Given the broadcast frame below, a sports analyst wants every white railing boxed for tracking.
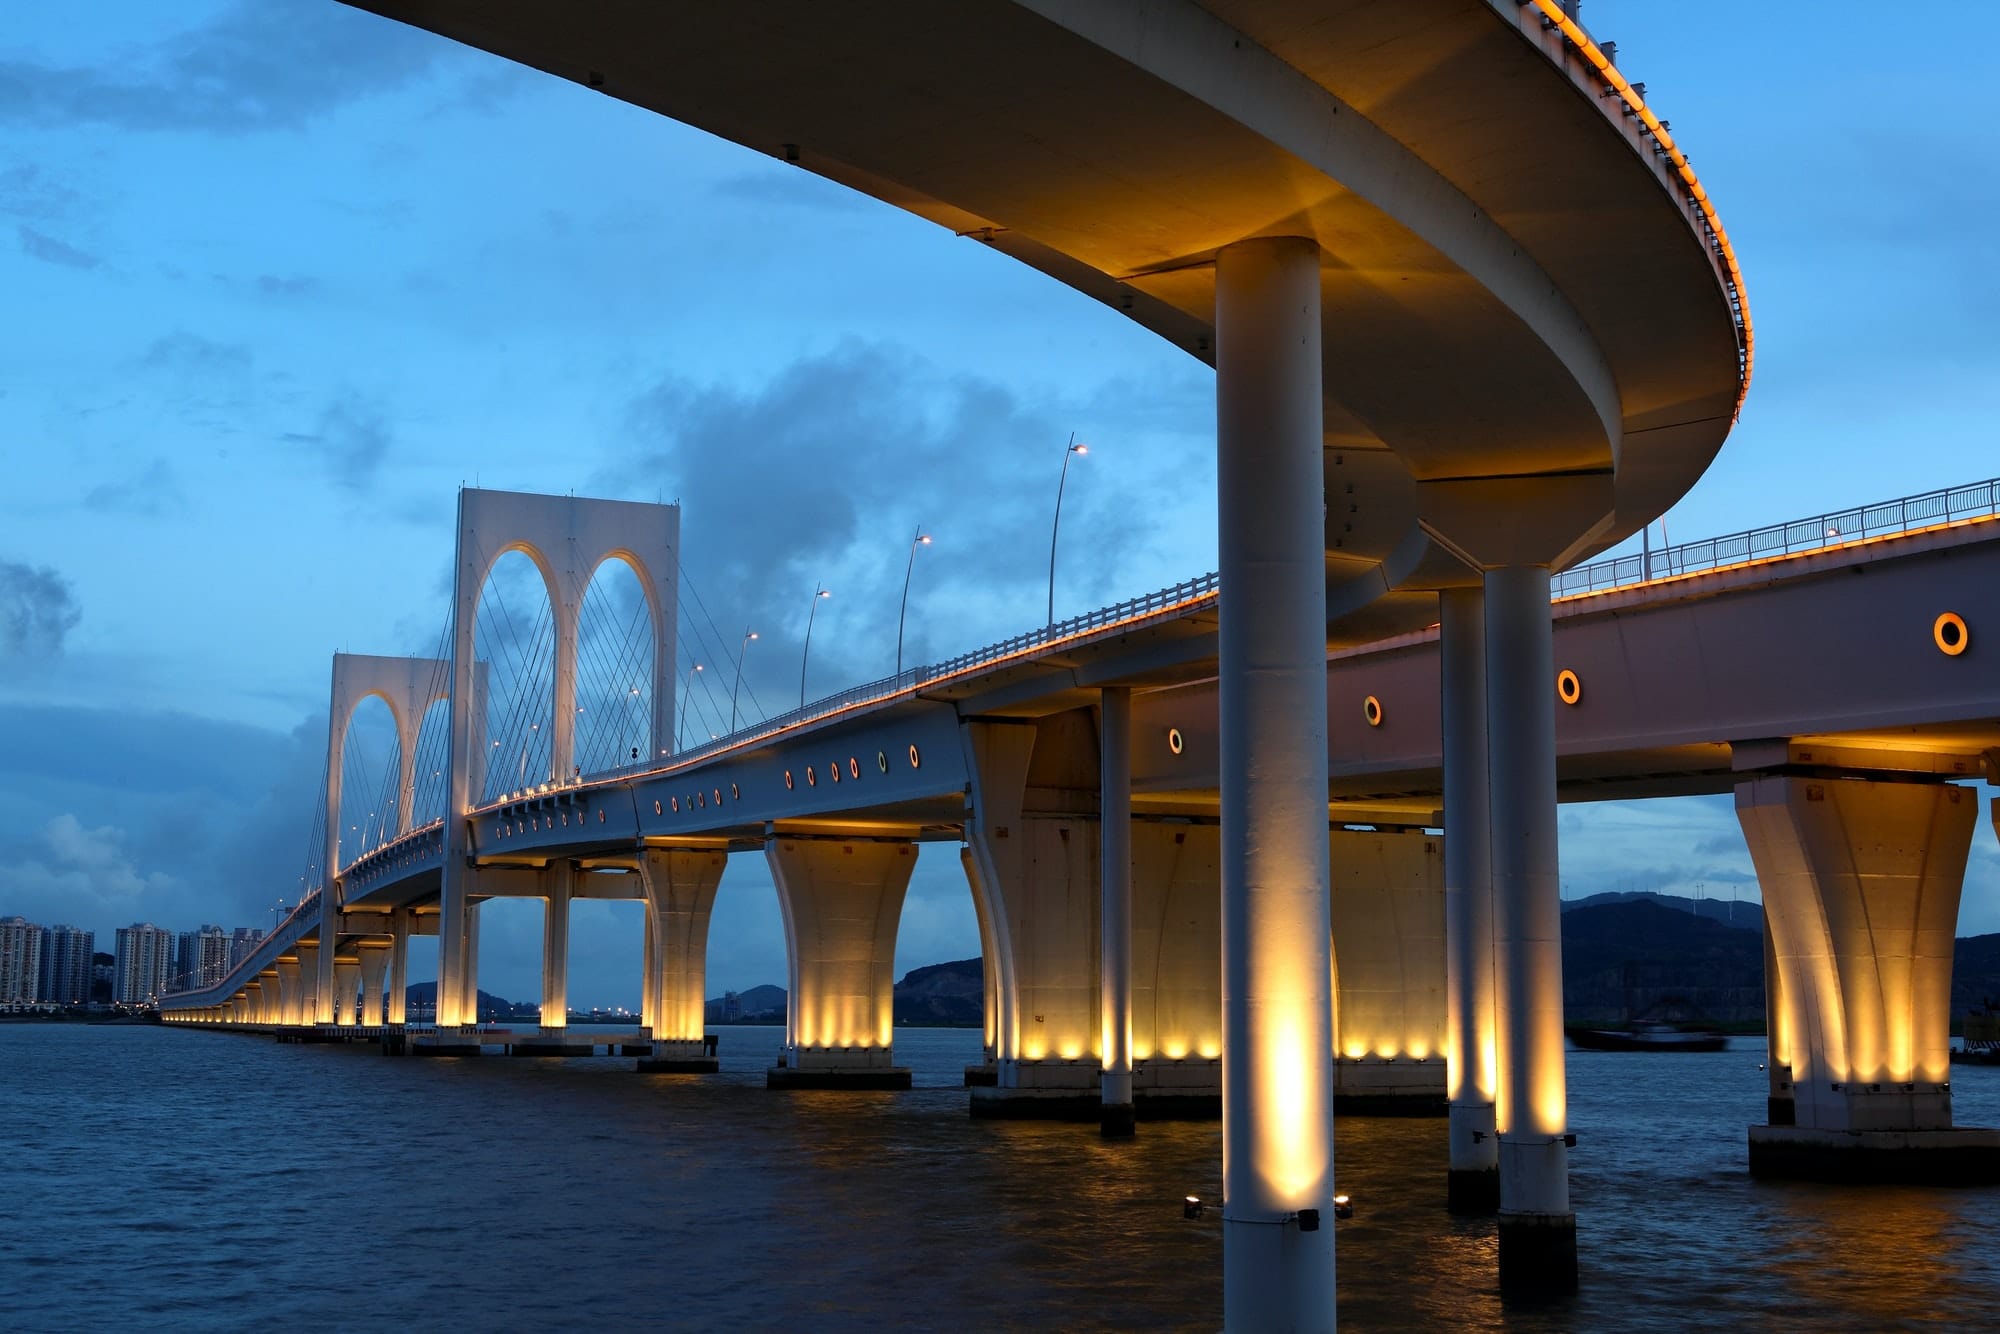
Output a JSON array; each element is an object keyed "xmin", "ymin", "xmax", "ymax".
[{"xmin": 1552, "ymin": 477, "xmax": 2000, "ymax": 597}]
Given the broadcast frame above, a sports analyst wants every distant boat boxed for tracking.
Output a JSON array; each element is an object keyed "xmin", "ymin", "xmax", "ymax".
[{"xmin": 1568, "ymin": 1020, "xmax": 1727, "ymax": 1053}]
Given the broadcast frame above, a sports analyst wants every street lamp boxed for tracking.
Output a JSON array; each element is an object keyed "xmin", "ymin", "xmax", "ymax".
[
  {"xmin": 897, "ymin": 526, "xmax": 932, "ymax": 674},
  {"xmin": 800, "ymin": 584, "xmax": 832, "ymax": 708},
  {"xmin": 730, "ymin": 629, "xmax": 758, "ymax": 733},
  {"xmin": 676, "ymin": 663, "xmax": 704, "ymax": 751},
  {"xmin": 1048, "ymin": 434, "xmax": 1087, "ymax": 628}
]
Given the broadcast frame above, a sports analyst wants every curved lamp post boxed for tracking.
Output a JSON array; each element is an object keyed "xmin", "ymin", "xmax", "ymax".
[
  {"xmin": 730, "ymin": 629, "xmax": 758, "ymax": 732},
  {"xmin": 897, "ymin": 527, "xmax": 932, "ymax": 673},
  {"xmin": 675, "ymin": 662, "xmax": 703, "ymax": 751},
  {"xmin": 800, "ymin": 585, "xmax": 831, "ymax": 708},
  {"xmin": 1048, "ymin": 434, "xmax": 1088, "ymax": 627}
]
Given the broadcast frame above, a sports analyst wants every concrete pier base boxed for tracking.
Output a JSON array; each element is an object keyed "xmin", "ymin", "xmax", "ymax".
[
  {"xmin": 963, "ymin": 1063, "xmax": 998, "ymax": 1087},
  {"xmin": 1100, "ymin": 1101, "xmax": 1136, "ymax": 1138},
  {"xmin": 1747, "ymin": 1125, "xmax": 2000, "ymax": 1184},
  {"xmin": 637, "ymin": 1037, "xmax": 719, "ymax": 1073},
  {"xmin": 768, "ymin": 1064, "xmax": 911, "ymax": 1090},
  {"xmin": 1497, "ymin": 1213, "xmax": 1579, "ymax": 1296},
  {"xmin": 409, "ymin": 1028, "xmax": 489, "ymax": 1057},
  {"xmin": 507, "ymin": 1032, "xmax": 597, "ymax": 1057},
  {"xmin": 1333, "ymin": 1057, "xmax": 1448, "ymax": 1116}
]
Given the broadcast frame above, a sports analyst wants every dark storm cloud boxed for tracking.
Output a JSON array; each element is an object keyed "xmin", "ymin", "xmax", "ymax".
[
  {"xmin": 17, "ymin": 224, "xmax": 99, "ymax": 270},
  {"xmin": 0, "ymin": 560, "xmax": 81, "ymax": 657},
  {"xmin": 283, "ymin": 393, "xmax": 392, "ymax": 491},
  {"xmin": 0, "ymin": 1, "xmax": 448, "ymax": 133}
]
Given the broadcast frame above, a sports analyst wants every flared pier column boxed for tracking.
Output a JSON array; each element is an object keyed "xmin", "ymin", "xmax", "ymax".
[
  {"xmin": 333, "ymin": 959, "xmax": 362, "ymax": 1025},
  {"xmin": 387, "ymin": 910, "xmax": 410, "ymax": 1026},
  {"xmin": 1100, "ymin": 687, "xmax": 1135, "ymax": 1138},
  {"xmin": 1738, "ymin": 773, "xmax": 1998, "ymax": 1180},
  {"xmin": 276, "ymin": 958, "xmax": 303, "ymax": 1026},
  {"xmin": 540, "ymin": 861, "xmax": 573, "ymax": 1030},
  {"xmin": 636, "ymin": 848, "xmax": 726, "ymax": 1073},
  {"xmin": 1330, "ymin": 828, "xmax": 1447, "ymax": 1113},
  {"xmin": 1486, "ymin": 565, "xmax": 1576, "ymax": 1291},
  {"xmin": 295, "ymin": 944, "xmax": 321, "ymax": 1029},
  {"xmin": 765, "ymin": 837, "xmax": 916, "ymax": 1089},
  {"xmin": 960, "ymin": 713, "xmax": 1104, "ymax": 1118},
  {"xmin": 1215, "ymin": 235, "xmax": 1336, "ymax": 1331},
  {"xmin": 358, "ymin": 945, "xmax": 390, "ymax": 1026},
  {"xmin": 1441, "ymin": 587, "xmax": 1499, "ymax": 1210}
]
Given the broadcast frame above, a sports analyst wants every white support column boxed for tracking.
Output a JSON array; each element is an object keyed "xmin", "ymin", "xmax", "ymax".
[
  {"xmin": 541, "ymin": 862, "xmax": 573, "ymax": 1029},
  {"xmin": 438, "ymin": 492, "xmax": 480, "ymax": 1027},
  {"xmin": 552, "ymin": 596, "xmax": 580, "ymax": 784},
  {"xmin": 314, "ymin": 902, "xmax": 339, "ymax": 1025},
  {"xmin": 637, "ymin": 849, "xmax": 727, "ymax": 1071},
  {"xmin": 1215, "ymin": 234, "xmax": 1335, "ymax": 1331},
  {"xmin": 1441, "ymin": 586, "xmax": 1499, "ymax": 1211},
  {"xmin": 462, "ymin": 900, "xmax": 482, "ymax": 1024},
  {"xmin": 765, "ymin": 837, "xmax": 916, "ymax": 1088},
  {"xmin": 640, "ymin": 898, "xmax": 658, "ymax": 1035},
  {"xmin": 359, "ymin": 946, "xmax": 390, "ymax": 1026},
  {"xmin": 387, "ymin": 910, "xmax": 410, "ymax": 1025},
  {"xmin": 295, "ymin": 944, "xmax": 320, "ymax": 1030},
  {"xmin": 333, "ymin": 959, "xmax": 361, "ymax": 1026},
  {"xmin": 1100, "ymin": 687, "xmax": 1135, "ymax": 1138},
  {"xmin": 1739, "ymin": 775, "xmax": 1992, "ymax": 1182},
  {"xmin": 1485, "ymin": 565, "xmax": 1575, "ymax": 1290},
  {"xmin": 276, "ymin": 958, "xmax": 302, "ymax": 1026}
]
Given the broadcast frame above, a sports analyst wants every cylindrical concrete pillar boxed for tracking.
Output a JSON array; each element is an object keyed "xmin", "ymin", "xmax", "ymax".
[
  {"xmin": 295, "ymin": 944, "xmax": 320, "ymax": 1028},
  {"xmin": 1484, "ymin": 564, "xmax": 1575, "ymax": 1291},
  {"xmin": 1099, "ymin": 686, "xmax": 1135, "ymax": 1138},
  {"xmin": 1215, "ymin": 234, "xmax": 1336, "ymax": 1331},
  {"xmin": 1441, "ymin": 587, "xmax": 1499, "ymax": 1212},
  {"xmin": 542, "ymin": 866, "xmax": 572, "ymax": 1029},
  {"xmin": 277, "ymin": 959, "xmax": 302, "ymax": 1026},
  {"xmin": 462, "ymin": 901, "xmax": 482, "ymax": 1025}
]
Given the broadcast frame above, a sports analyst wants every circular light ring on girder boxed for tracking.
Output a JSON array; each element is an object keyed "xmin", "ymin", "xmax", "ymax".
[
  {"xmin": 877, "ymin": 751, "xmax": 890, "ymax": 773},
  {"xmin": 1167, "ymin": 727, "xmax": 1184, "ymax": 756},
  {"xmin": 714, "ymin": 788, "xmax": 722, "ymax": 806},
  {"xmin": 1363, "ymin": 695, "xmax": 1383, "ymax": 728},
  {"xmin": 1557, "ymin": 669, "xmax": 1583, "ymax": 705},
  {"xmin": 731, "ymin": 783, "xmax": 741, "ymax": 800},
  {"xmin": 784, "ymin": 771, "xmax": 794, "ymax": 791},
  {"xmin": 909, "ymin": 744, "xmax": 922, "ymax": 769},
  {"xmin": 653, "ymin": 800, "xmax": 662, "ymax": 816},
  {"xmin": 806, "ymin": 766, "xmax": 817, "ymax": 787},
  {"xmin": 849, "ymin": 757, "xmax": 861, "ymax": 780},
  {"xmin": 597, "ymin": 809, "xmax": 606, "ymax": 824},
  {"xmin": 1935, "ymin": 611, "xmax": 1969, "ymax": 656},
  {"xmin": 830, "ymin": 760, "xmax": 841, "ymax": 784},
  {"xmin": 671, "ymin": 797, "xmax": 679, "ymax": 812}
]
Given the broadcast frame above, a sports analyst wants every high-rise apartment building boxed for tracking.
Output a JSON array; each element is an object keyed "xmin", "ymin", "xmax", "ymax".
[
  {"xmin": 0, "ymin": 916, "xmax": 43, "ymax": 1006},
  {"xmin": 227, "ymin": 926, "xmax": 265, "ymax": 973},
  {"xmin": 174, "ymin": 925, "xmax": 232, "ymax": 991},
  {"xmin": 114, "ymin": 924, "xmax": 174, "ymax": 1005},
  {"xmin": 37, "ymin": 925, "xmax": 94, "ymax": 1006}
]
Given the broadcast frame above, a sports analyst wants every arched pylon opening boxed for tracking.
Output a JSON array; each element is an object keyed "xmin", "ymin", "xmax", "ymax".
[{"xmin": 574, "ymin": 556, "xmax": 658, "ymax": 778}]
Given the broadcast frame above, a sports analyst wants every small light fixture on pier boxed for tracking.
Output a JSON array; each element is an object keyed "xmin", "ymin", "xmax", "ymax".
[
  {"xmin": 1183, "ymin": 1195, "xmax": 1205, "ymax": 1219},
  {"xmin": 1332, "ymin": 1194, "xmax": 1353, "ymax": 1220}
]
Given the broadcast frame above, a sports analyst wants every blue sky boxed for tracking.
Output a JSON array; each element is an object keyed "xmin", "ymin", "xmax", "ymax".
[{"xmin": 1, "ymin": 1, "xmax": 1995, "ymax": 1007}]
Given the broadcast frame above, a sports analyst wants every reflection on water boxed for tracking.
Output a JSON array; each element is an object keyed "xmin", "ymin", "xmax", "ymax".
[{"xmin": 2, "ymin": 1027, "xmax": 1997, "ymax": 1331}]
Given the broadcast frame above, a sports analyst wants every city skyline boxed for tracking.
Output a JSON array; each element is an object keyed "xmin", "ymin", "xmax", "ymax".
[{"xmin": 1, "ymin": 0, "xmax": 1996, "ymax": 1008}]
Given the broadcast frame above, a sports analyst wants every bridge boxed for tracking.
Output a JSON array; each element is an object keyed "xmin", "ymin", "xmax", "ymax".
[{"xmin": 168, "ymin": 0, "xmax": 1805, "ymax": 1318}]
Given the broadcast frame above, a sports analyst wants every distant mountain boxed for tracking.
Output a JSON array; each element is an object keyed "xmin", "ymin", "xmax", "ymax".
[
  {"xmin": 1565, "ymin": 890, "xmax": 1762, "ymax": 933},
  {"xmin": 1955, "ymin": 933, "xmax": 2000, "ymax": 1015},
  {"xmin": 703, "ymin": 959, "xmax": 986, "ymax": 1027},
  {"xmin": 404, "ymin": 980, "xmax": 531, "ymax": 1022},
  {"xmin": 1561, "ymin": 900, "xmax": 1765, "ymax": 1023},
  {"xmin": 893, "ymin": 957, "xmax": 982, "ymax": 1027}
]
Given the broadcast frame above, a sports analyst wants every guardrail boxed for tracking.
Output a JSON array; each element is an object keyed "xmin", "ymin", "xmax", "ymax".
[{"xmin": 1552, "ymin": 477, "xmax": 2000, "ymax": 597}]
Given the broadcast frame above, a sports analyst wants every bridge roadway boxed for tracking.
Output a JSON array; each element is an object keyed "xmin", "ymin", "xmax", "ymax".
[
  {"xmin": 171, "ymin": 508, "xmax": 2000, "ymax": 1127},
  {"xmin": 209, "ymin": 0, "xmax": 1757, "ymax": 1312}
]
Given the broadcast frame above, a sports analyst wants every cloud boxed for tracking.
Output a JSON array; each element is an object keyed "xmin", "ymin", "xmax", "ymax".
[
  {"xmin": 283, "ymin": 393, "xmax": 393, "ymax": 491},
  {"xmin": 0, "ymin": 163, "xmax": 85, "ymax": 224},
  {"xmin": 0, "ymin": 1, "xmax": 451, "ymax": 134},
  {"xmin": 0, "ymin": 815, "xmax": 180, "ymax": 923},
  {"xmin": 0, "ymin": 561, "xmax": 81, "ymax": 656},
  {"xmin": 17, "ymin": 223, "xmax": 99, "ymax": 270},
  {"xmin": 141, "ymin": 331, "xmax": 253, "ymax": 377},
  {"xmin": 603, "ymin": 339, "xmax": 1207, "ymax": 723},
  {"xmin": 83, "ymin": 458, "xmax": 185, "ymax": 518}
]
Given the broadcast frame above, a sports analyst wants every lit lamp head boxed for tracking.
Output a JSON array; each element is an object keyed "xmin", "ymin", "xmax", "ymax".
[
  {"xmin": 1182, "ymin": 1195, "xmax": 1205, "ymax": 1220},
  {"xmin": 1332, "ymin": 1194, "xmax": 1354, "ymax": 1220}
]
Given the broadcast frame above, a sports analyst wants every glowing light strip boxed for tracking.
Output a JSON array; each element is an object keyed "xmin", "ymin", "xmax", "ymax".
[{"xmin": 1521, "ymin": 0, "xmax": 1753, "ymax": 417}]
